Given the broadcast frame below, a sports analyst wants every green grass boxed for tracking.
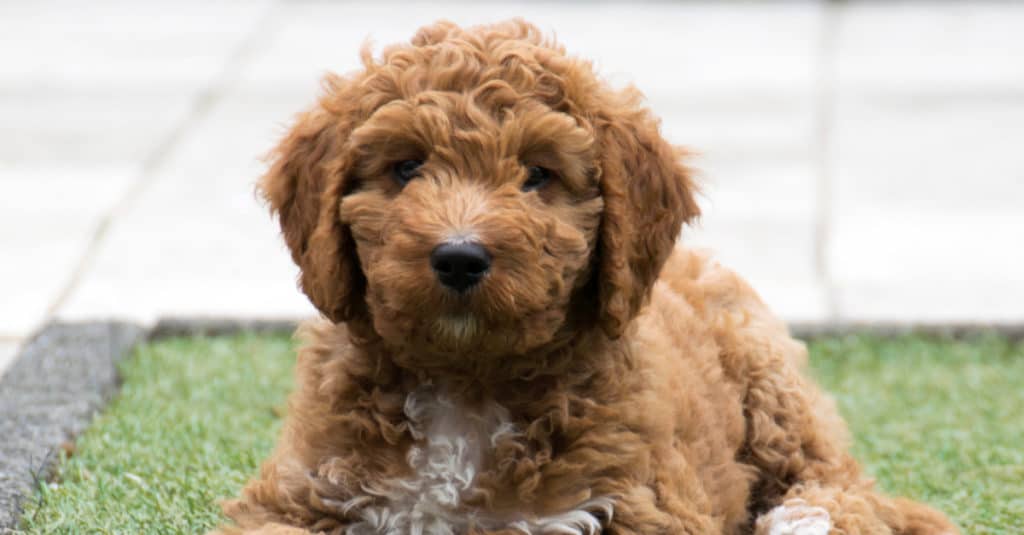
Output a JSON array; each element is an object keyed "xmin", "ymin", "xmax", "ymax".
[
  {"xmin": 19, "ymin": 333, "xmax": 1024, "ymax": 534},
  {"xmin": 808, "ymin": 334, "xmax": 1024, "ymax": 534},
  {"xmin": 19, "ymin": 334, "xmax": 296, "ymax": 534}
]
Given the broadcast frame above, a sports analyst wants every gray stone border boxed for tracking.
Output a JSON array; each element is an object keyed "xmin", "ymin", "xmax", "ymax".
[
  {"xmin": 0, "ymin": 322, "xmax": 146, "ymax": 533},
  {"xmin": 1, "ymin": 317, "xmax": 1022, "ymax": 531},
  {"xmin": 790, "ymin": 321, "xmax": 1024, "ymax": 341}
]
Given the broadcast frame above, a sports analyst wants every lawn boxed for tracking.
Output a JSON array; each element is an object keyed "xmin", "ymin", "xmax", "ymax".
[{"xmin": 19, "ymin": 333, "xmax": 1024, "ymax": 534}]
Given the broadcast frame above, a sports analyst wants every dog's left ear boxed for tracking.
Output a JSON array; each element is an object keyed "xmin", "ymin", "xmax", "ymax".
[{"xmin": 594, "ymin": 89, "xmax": 700, "ymax": 338}]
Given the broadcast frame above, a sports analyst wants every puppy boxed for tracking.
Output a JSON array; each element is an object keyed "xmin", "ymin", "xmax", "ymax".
[{"xmin": 219, "ymin": 20, "xmax": 958, "ymax": 535}]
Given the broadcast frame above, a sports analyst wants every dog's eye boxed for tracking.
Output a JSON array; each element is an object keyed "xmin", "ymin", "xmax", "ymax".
[
  {"xmin": 392, "ymin": 160, "xmax": 423, "ymax": 186},
  {"xmin": 522, "ymin": 166, "xmax": 553, "ymax": 192}
]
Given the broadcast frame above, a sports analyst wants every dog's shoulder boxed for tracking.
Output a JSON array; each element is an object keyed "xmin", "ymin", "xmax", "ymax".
[{"xmin": 649, "ymin": 245, "xmax": 808, "ymax": 373}]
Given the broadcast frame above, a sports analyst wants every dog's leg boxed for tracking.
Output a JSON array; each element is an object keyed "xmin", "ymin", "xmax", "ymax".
[
  {"xmin": 738, "ymin": 341, "xmax": 959, "ymax": 534},
  {"xmin": 752, "ymin": 484, "xmax": 959, "ymax": 535},
  {"xmin": 215, "ymin": 460, "xmax": 355, "ymax": 535},
  {"xmin": 595, "ymin": 485, "xmax": 721, "ymax": 535}
]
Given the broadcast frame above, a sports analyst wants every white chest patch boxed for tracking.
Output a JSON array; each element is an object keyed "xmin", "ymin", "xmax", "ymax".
[
  {"xmin": 757, "ymin": 500, "xmax": 832, "ymax": 535},
  {"xmin": 342, "ymin": 386, "xmax": 612, "ymax": 535}
]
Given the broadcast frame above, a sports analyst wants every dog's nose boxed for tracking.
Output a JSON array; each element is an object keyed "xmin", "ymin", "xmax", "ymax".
[{"xmin": 430, "ymin": 241, "xmax": 491, "ymax": 292}]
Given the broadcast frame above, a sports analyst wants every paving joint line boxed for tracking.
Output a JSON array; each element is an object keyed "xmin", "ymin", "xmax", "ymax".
[
  {"xmin": 813, "ymin": 0, "xmax": 842, "ymax": 323},
  {"xmin": 42, "ymin": 0, "xmax": 286, "ymax": 322}
]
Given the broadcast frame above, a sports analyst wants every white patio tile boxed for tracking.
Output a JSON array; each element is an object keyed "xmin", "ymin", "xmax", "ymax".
[
  {"xmin": 686, "ymin": 206, "xmax": 826, "ymax": 324},
  {"xmin": 55, "ymin": 180, "xmax": 318, "ymax": 323},
  {"xmin": 658, "ymin": 96, "xmax": 815, "ymax": 161},
  {"xmin": 830, "ymin": 209, "xmax": 1024, "ymax": 323},
  {"xmin": 0, "ymin": 0, "xmax": 275, "ymax": 167},
  {"xmin": 0, "ymin": 0, "xmax": 279, "ymax": 335},
  {"xmin": 836, "ymin": 3, "xmax": 1024, "ymax": 93},
  {"xmin": 660, "ymin": 89, "xmax": 823, "ymax": 322},
  {"xmin": 829, "ymin": 98, "xmax": 1024, "ymax": 322},
  {"xmin": 0, "ymin": 165, "xmax": 137, "ymax": 337},
  {"xmin": 829, "ymin": 2, "xmax": 1024, "ymax": 324},
  {"xmin": 243, "ymin": 2, "xmax": 821, "ymax": 100},
  {"xmin": 836, "ymin": 281, "xmax": 1024, "ymax": 325},
  {"xmin": 0, "ymin": 0, "xmax": 275, "ymax": 90},
  {"xmin": 0, "ymin": 89, "xmax": 193, "ymax": 165},
  {"xmin": 55, "ymin": 89, "xmax": 318, "ymax": 324},
  {"xmin": 830, "ymin": 99, "xmax": 1024, "ymax": 213}
]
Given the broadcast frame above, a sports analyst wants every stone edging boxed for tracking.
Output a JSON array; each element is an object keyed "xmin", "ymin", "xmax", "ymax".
[
  {"xmin": 0, "ymin": 322, "xmax": 146, "ymax": 533},
  {"xmin": 789, "ymin": 321, "xmax": 1024, "ymax": 341},
  {"xmin": 1, "ymin": 317, "xmax": 1021, "ymax": 531}
]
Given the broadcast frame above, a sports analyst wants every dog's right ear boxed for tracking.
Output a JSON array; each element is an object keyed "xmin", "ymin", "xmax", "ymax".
[{"xmin": 259, "ymin": 77, "xmax": 365, "ymax": 323}]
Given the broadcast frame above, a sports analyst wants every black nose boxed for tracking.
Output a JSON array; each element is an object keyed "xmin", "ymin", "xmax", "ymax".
[{"xmin": 430, "ymin": 242, "xmax": 491, "ymax": 292}]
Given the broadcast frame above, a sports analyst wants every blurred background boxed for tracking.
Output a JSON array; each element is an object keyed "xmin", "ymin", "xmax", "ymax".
[{"xmin": 2, "ymin": 1, "xmax": 1022, "ymax": 369}]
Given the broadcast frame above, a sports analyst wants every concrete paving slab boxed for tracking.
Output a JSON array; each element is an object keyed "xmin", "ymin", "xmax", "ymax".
[
  {"xmin": 659, "ymin": 86, "xmax": 823, "ymax": 322},
  {"xmin": 0, "ymin": 0, "xmax": 273, "ymax": 165},
  {"xmin": 687, "ymin": 210, "xmax": 825, "ymax": 323},
  {"xmin": 829, "ymin": 92, "xmax": 1024, "ymax": 322},
  {"xmin": 831, "ymin": 209, "xmax": 1024, "ymax": 285},
  {"xmin": 678, "ymin": 101, "xmax": 823, "ymax": 322},
  {"xmin": 0, "ymin": 0, "xmax": 275, "ymax": 90},
  {"xmin": 0, "ymin": 89, "xmax": 194, "ymax": 165},
  {"xmin": 830, "ymin": 2, "xmax": 1024, "ymax": 323},
  {"xmin": 0, "ymin": 0, "xmax": 278, "ymax": 342},
  {"xmin": 0, "ymin": 165, "xmax": 137, "ymax": 337},
  {"xmin": 836, "ymin": 3, "xmax": 1024, "ymax": 93},
  {"xmin": 658, "ymin": 96, "xmax": 816, "ymax": 163},
  {"xmin": 55, "ymin": 90, "xmax": 317, "ymax": 324},
  {"xmin": 831, "ymin": 209, "xmax": 1024, "ymax": 322},
  {"xmin": 836, "ymin": 282, "xmax": 1024, "ymax": 324},
  {"xmin": 243, "ymin": 2, "xmax": 821, "ymax": 100},
  {"xmin": 830, "ymin": 99, "xmax": 1024, "ymax": 213}
]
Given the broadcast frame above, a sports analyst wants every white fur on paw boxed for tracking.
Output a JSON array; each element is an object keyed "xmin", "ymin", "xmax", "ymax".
[{"xmin": 759, "ymin": 500, "xmax": 832, "ymax": 535}]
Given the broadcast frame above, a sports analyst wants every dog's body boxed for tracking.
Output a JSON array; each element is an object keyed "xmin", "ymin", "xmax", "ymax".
[{"xmin": 220, "ymin": 20, "xmax": 957, "ymax": 535}]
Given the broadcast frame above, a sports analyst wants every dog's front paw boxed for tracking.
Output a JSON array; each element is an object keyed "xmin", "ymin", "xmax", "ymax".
[{"xmin": 755, "ymin": 499, "xmax": 831, "ymax": 535}]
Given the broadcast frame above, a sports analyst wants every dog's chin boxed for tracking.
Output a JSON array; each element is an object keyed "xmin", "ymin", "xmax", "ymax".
[
  {"xmin": 424, "ymin": 313, "xmax": 492, "ymax": 355},
  {"xmin": 425, "ymin": 311, "xmax": 562, "ymax": 355},
  {"xmin": 371, "ymin": 302, "xmax": 569, "ymax": 367},
  {"xmin": 431, "ymin": 313, "xmax": 484, "ymax": 345}
]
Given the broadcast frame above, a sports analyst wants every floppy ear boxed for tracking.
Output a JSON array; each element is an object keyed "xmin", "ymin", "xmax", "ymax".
[
  {"xmin": 259, "ymin": 78, "xmax": 365, "ymax": 323},
  {"xmin": 595, "ymin": 89, "xmax": 700, "ymax": 338}
]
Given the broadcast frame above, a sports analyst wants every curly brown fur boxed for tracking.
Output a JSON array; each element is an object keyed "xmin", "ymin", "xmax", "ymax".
[{"xmin": 218, "ymin": 20, "xmax": 958, "ymax": 535}]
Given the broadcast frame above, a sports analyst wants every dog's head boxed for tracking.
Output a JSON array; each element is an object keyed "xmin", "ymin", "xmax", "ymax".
[{"xmin": 261, "ymin": 20, "xmax": 698, "ymax": 364}]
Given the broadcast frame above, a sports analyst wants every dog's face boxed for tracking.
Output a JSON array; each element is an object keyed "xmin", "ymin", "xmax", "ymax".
[
  {"xmin": 343, "ymin": 92, "xmax": 602, "ymax": 357},
  {"xmin": 261, "ymin": 20, "xmax": 698, "ymax": 365}
]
